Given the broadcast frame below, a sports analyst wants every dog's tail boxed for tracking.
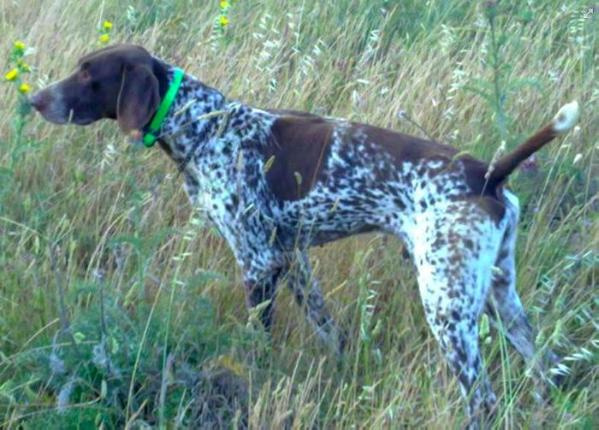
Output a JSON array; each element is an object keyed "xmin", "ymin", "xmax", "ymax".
[{"xmin": 486, "ymin": 101, "xmax": 580, "ymax": 187}]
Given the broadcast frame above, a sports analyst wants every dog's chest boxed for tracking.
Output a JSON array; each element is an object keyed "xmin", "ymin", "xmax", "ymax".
[
  {"xmin": 185, "ymin": 141, "xmax": 242, "ymax": 221},
  {"xmin": 182, "ymin": 115, "xmax": 275, "ymax": 230}
]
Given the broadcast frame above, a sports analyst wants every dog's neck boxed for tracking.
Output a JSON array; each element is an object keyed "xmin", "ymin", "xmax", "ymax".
[{"xmin": 151, "ymin": 63, "xmax": 229, "ymax": 167}]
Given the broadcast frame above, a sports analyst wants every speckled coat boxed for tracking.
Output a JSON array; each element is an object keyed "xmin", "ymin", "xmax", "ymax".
[{"xmin": 30, "ymin": 45, "xmax": 579, "ymax": 429}]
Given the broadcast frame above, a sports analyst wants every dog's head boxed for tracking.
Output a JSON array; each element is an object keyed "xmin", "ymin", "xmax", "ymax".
[{"xmin": 30, "ymin": 44, "xmax": 166, "ymax": 135}]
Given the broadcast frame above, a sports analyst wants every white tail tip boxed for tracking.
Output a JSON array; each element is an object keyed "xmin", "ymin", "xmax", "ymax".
[{"xmin": 552, "ymin": 101, "xmax": 580, "ymax": 133}]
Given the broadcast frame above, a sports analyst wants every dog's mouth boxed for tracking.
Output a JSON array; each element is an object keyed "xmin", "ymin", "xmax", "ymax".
[
  {"xmin": 30, "ymin": 93, "xmax": 96, "ymax": 126},
  {"xmin": 35, "ymin": 108, "xmax": 94, "ymax": 126},
  {"xmin": 35, "ymin": 108, "xmax": 69, "ymax": 125},
  {"xmin": 69, "ymin": 115, "xmax": 95, "ymax": 126}
]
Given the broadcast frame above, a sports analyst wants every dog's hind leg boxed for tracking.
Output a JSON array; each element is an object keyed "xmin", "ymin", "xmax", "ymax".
[
  {"xmin": 411, "ymin": 207, "xmax": 501, "ymax": 429},
  {"xmin": 485, "ymin": 191, "xmax": 561, "ymax": 385}
]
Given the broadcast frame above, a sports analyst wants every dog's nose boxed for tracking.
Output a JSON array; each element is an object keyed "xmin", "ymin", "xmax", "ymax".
[{"xmin": 29, "ymin": 91, "xmax": 49, "ymax": 112}]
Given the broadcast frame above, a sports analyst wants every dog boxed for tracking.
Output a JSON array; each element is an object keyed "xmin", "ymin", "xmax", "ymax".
[{"xmin": 30, "ymin": 44, "xmax": 580, "ymax": 428}]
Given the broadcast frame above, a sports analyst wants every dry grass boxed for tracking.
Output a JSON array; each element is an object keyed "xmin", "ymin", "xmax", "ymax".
[{"xmin": 0, "ymin": 0, "xmax": 597, "ymax": 428}]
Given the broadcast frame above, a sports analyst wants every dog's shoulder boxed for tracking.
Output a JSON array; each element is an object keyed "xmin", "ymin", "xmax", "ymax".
[{"xmin": 257, "ymin": 110, "xmax": 336, "ymax": 201}]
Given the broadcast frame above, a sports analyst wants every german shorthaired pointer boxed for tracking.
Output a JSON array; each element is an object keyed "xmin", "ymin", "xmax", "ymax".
[{"xmin": 30, "ymin": 44, "xmax": 580, "ymax": 428}]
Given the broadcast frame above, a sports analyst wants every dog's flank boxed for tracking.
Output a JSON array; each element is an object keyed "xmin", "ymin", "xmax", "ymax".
[{"xmin": 30, "ymin": 44, "xmax": 580, "ymax": 429}]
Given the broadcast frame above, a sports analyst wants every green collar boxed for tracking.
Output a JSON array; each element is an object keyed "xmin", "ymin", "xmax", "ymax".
[{"xmin": 142, "ymin": 68, "xmax": 185, "ymax": 147}]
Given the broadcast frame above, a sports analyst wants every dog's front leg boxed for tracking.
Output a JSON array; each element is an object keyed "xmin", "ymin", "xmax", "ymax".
[
  {"xmin": 287, "ymin": 251, "xmax": 346, "ymax": 355},
  {"xmin": 243, "ymin": 265, "xmax": 286, "ymax": 331}
]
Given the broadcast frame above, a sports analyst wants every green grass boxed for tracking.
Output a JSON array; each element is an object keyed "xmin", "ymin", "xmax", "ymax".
[{"xmin": 1, "ymin": 0, "xmax": 597, "ymax": 428}]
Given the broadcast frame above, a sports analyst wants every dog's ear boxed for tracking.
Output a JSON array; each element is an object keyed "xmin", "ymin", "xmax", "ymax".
[{"xmin": 117, "ymin": 64, "xmax": 160, "ymax": 135}]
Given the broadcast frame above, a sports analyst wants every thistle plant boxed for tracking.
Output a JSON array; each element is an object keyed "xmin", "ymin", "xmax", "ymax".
[
  {"xmin": 213, "ymin": 0, "xmax": 239, "ymax": 39},
  {"xmin": 217, "ymin": 1, "xmax": 232, "ymax": 31},
  {"xmin": 465, "ymin": 2, "xmax": 542, "ymax": 160},
  {"xmin": 3, "ymin": 40, "xmax": 33, "ymax": 148},
  {"xmin": 210, "ymin": 0, "xmax": 238, "ymax": 51}
]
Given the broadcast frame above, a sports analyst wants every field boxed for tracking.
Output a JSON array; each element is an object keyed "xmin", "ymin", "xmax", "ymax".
[{"xmin": 0, "ymin": 0, "xmax": 597, "ymax": 428}]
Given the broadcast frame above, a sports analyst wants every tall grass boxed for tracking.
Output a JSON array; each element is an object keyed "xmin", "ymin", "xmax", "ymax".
[{"xmin": 0, "ymin": 0, "xmax": 597, "ymax": 428}]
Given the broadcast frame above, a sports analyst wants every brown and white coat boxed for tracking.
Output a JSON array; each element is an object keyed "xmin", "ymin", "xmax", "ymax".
[{"xmin": 30, "ymin": 44, "xmax": 580, "ymax": 429}]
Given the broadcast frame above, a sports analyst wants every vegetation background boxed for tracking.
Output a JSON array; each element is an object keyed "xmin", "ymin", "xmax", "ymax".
[{"xmin": 0, "ymin": 0, "xmax": 597, "ymax": 428}]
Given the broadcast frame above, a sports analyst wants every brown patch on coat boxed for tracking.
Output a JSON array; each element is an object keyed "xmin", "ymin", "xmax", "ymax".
[
  {"xmin": 360, "ymin": 123, "xmax": 458, "ymax": 165},
  {"xmin": 260, "ymin": 113, "xmax": 504, "ymax": 223},
  {"xmin": 262, "ymin": 114, "xmax": 335, "ymax": 201}
]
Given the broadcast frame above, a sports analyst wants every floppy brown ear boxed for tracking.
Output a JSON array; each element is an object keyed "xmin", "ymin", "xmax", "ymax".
[{"xmin": 117, "ymin": 64, "xmax": 160, "ymax": 134}]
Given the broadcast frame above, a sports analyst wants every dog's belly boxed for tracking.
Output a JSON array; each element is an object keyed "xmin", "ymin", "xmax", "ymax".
[
  {"xmin": 277, "ymin": 211, "xmax": 381, "ymax": 247},
  {"xmin": 272, "ymin": 182, "xmax": 408, "ymax": 248}
]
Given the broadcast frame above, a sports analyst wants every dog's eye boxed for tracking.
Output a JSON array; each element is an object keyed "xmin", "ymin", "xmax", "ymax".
[{"xmin": 90, "ymin": 81, "xmax": 101, "ymax": 91}]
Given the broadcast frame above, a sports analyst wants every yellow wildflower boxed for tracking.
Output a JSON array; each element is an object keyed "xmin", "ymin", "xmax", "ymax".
[
  {"xmin": 99, "ymin": 33, "xmax": 110, "ymax": 44},
  {"xmin": 220, "ymin": 0, "xmax": 230, "ymax": 8},
  {"xmin": 18, "ymin": 83, "xmax": 31, "ymax": 94},
  {"xmin": 5, "ymin": 68, "xmax": 19, "ymax": 81},
  {"xmin": 219, "ymin": 15, "xmax": 229, "ymax": 27},
  {"xmin": 14, "ymin": 40, "xmax": 26, "ymax": 52},
  {"xmin": 103, "ymin": 20, "xmax": 113, "ymax": 31}
]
